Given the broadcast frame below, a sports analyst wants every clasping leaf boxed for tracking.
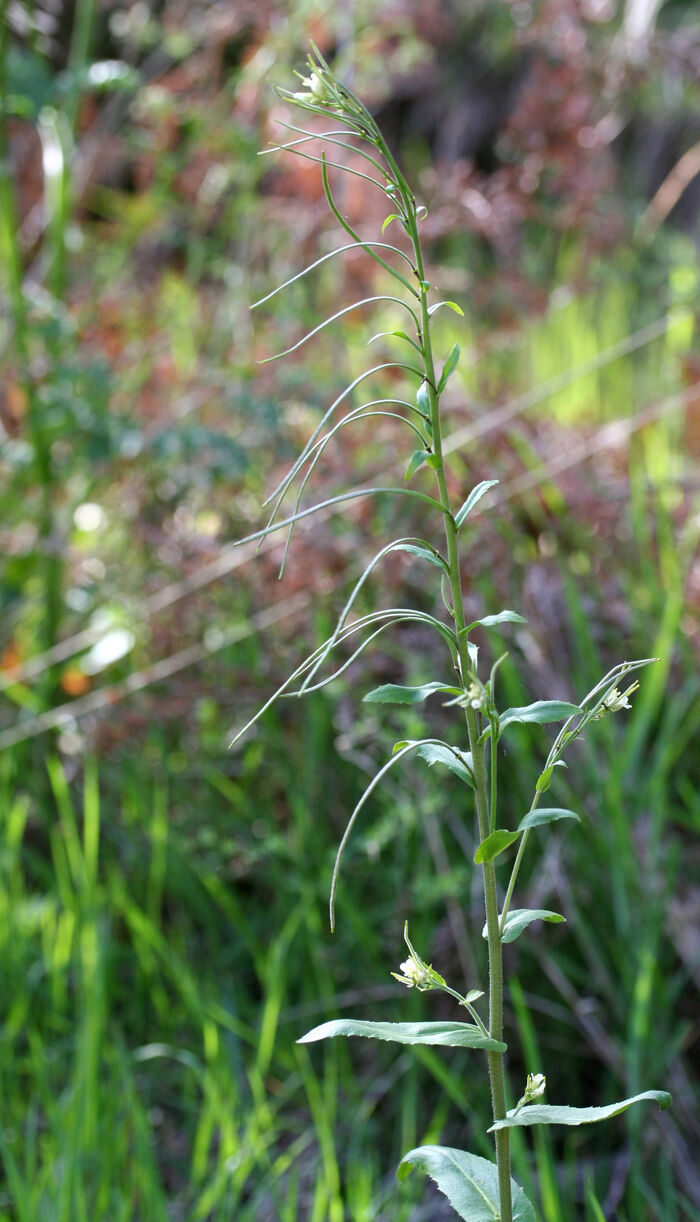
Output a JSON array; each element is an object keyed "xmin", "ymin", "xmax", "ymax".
[
  {"xmin": 481, "ymin": 908, "xmax": 566, "ymax": 944},
  {"xmin": 489, "ymin": 1090, "xmax": 672, "ymax": 1130},
  {"xmin": 498, "ymin": 701, "xmax": 581, "ymax": 739},
  {"xmin": 298, "ymin": 1019, "xmax": 505, "ymax": 1052},
  {"xmin": 397, "ymin": 1146, "xmax": 536, "ymax": 1221},
  {"xmin": 393, "ymin": 740, "xmax": 474, "ymax": 787},
  {"xmin": 474, "ymin": 830, "xmax": 520, "ymax": 865},
  {"xmin": 364, "ymin": 681, "xmax": 460, "ymax": 705},
  {"xmin": 474, "ymin": 810, "xmax": 579, "ymax": 865}
]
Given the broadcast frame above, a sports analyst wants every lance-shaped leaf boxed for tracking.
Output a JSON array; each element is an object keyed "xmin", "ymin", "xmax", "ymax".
[
  {"xmin": 455, "ymin": 480, "xmax": 499, "ymax": 528},
  {"xmin": 535, "ymin": 760, "xmax": 567, "ymax": 793},
  {"xmin": 489, "ymin": 1090, "xmax": 672, "ymax": 1131},
  {"xmin": 364, "ymin": 681, "xmax": 459, "ymax": 706},
  {"xmin": 475, "ymin": 807, "xmax": 580, "ymax": 865},
  {"xmin": 393, "ymin": 542, "xmax": 447, "ymax": 570},
  {"xmin": 405, "ymin": 450, "xmax": 431, "ymax": 480},
  {"xmin": 298, "ymin": 1019, "xmax": 505, "ymax": 1052},
  {"xmin": 416, "ymin": 381, "xmax": 431, "ymax": 415},
  {"xmin": 397, "ymin": 1146, "xmax": 536, "ymax": 1222},
  {"xmin": 481, "ymin": 908, "xmax": 566, "ymax": 944},
  {"xmin": 474, "ymin": 830, "xmax": 520, "ymax": 865},
  {"xmin": 394, "ymin": 740, "xmax": 474, "ymax": 787},
  {"xmin": 437, "ymin": 343, "xmax": 461, "ymax": 392},
  {"xmin": 464, "ymin": 610, "xmax": 527, "ymax": 632},
  {"xmin": 517, "ymin": 807, "xmax": 580, "ymax": 832},
  {"xmin": 428, "ymin": 299, "xmax": 465, "ymax": 317},
  {"xmin": 498, "ymin": 701, "xmax": 581, "ymax": 738}
]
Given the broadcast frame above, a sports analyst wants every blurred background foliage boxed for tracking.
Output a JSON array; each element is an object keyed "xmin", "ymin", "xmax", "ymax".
[{"xmin": 1, "ymin": 0, "xmax": 699, "ymax": 1218}]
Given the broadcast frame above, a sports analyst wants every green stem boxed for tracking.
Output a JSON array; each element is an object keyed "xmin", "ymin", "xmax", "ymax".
[
  {"xmin": 441, "ymin": 984, "xmax": 490, "ymax": 1036},
  {"xmin": 489, "ymin": 723, "xmax": 498, "ymax": 835},
  {"xmin": 401, "ymin": 195, "xmax": 513, "ymax": 1222},
  {"xmin": 343, "ymin": 101, "xmax": 514, "ymax": 1217}
]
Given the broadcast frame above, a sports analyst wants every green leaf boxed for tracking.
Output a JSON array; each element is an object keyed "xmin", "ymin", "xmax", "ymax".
[
  {"xmin": 474, "ymin": 810, "xmax": 579, "ymax": 868},
  {"xmin": 533, "ymin": 761, "xmax": 566, "ymax": 793},
  {"xmin": 298, "ymin": 1019, "xmax": 505, "ymax": 1052},
  {"xmin": 368, "ymin": 330, "xmax": 415, "ymax": 347},
  {"xmin": 498, "ymin": 701, "xmax": 581, "ymax": 737},
  {"xmin": 416, "ymin": 381, "xmax": 431, "ymax": 414},
  {"xmin": 437, "ymin": 343, "xmax": 461, "ymax": 392},
  {"xmin": 416, "ymin": 742, "xmax": 474, "ymax": 786},
  {"xmin": 465, "ymin": 610, "xmax": 527, "ymax": 632},
  {"xmin": 405, "ymin": 450, "xmax": 431, "ymax": 480},
  {"xmin": 455, "ymin": 480, "xmax": 499, "ymax": 528},
  {"xmin": 364, "ymin": 682, "xmax": 458, "ymax": 706},
  {"xmin": 517, "ymin": 807, "xmax": 580, "ymax": 832},
  {"xmin": 489, "ymin": 1090, "xmax": 672, "ymax": 1131},
  {"xmin": 382, "ymin": 213, "xmax": 401, "ymax": 232},
  {"xmin": 393, "ymin": 542, "xmax": 446, "ymax": 570},
  {"xmin": 397, "ymin": 1146, "xmax": 536, "ymax": 1222},
  {"xmin": 395, "ymin": 740, "xmax": 474, "ymax": 787},
  {"xmin": 482, "ymin": 909, "xmax": 566, "ymax": 944},
  {"xmin": 427, "ymin": 300, "xmax": 465, "ymax": 317},
  {"xmin": 474, "ymin": 830, "xmax": 520, "ymax": 865}
]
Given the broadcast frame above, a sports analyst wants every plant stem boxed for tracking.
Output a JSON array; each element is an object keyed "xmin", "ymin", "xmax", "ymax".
[
  {"xmin": 489, "ymin": 723, "xmax": 498, "ymax": 834},
  {"xmin": 402, "ymin": 198, "xmax": 514, "ymax": 1222}
]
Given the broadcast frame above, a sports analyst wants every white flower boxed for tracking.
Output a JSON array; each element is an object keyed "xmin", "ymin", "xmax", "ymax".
[
  {"xmin": 392, "ymin": 924, "xmax": 447, "ymax": 993},
  {"xmin": 293, "ymin": 70, "xmax": 333, "ymax": 105},
  {"xmin": 595, "ymin": 680, "xmax": 640, "ymax": 718},
  {"xmin": 393, "ymin": 953, "xmax": 435, "ymax": 991}
]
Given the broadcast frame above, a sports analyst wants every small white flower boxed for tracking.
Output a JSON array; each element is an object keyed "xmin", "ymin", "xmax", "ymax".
[
  {"xmin": 595, "ymin": 680, "xmax": 640, "ymax": 718},
  {"xmin": 393, "ymin": 953, "xmax": 435, "ymax": 991},
  {"xmin": 293, "ymin": 69, "xmax": 333, "ymax": 106},
  {"xmin": 392, "ymin": 924, "xmax": 447, "ymax": 993}
]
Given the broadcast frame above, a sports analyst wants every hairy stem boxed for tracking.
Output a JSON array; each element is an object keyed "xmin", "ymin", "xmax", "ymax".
[{"xmin": 402, "ymin": 196, "xmax": 513, "ymax": 1222}]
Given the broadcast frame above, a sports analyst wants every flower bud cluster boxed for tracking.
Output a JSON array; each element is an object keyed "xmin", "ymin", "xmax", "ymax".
[
  {"xmin": 514, "ymin": 1072, "xmax": 546, "ymax": 1114},
  {"xmin": 454, "ymin": 681, "xmax": 489, "ymax": 712},
  {"xmin": 524, "ymin": 1072, "xmax": 546, "ymax": 1101}
]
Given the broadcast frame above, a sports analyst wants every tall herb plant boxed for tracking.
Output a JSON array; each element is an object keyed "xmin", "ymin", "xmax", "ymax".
[{"xmin": 237, "ymin": 50, "xmax": 671, "ymax": 1221}]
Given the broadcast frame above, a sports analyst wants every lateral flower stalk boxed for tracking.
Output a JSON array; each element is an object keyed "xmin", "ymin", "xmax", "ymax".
[{"xmin": 392, "ymin": 924, "xmax": 488, "ymax": 1035}]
